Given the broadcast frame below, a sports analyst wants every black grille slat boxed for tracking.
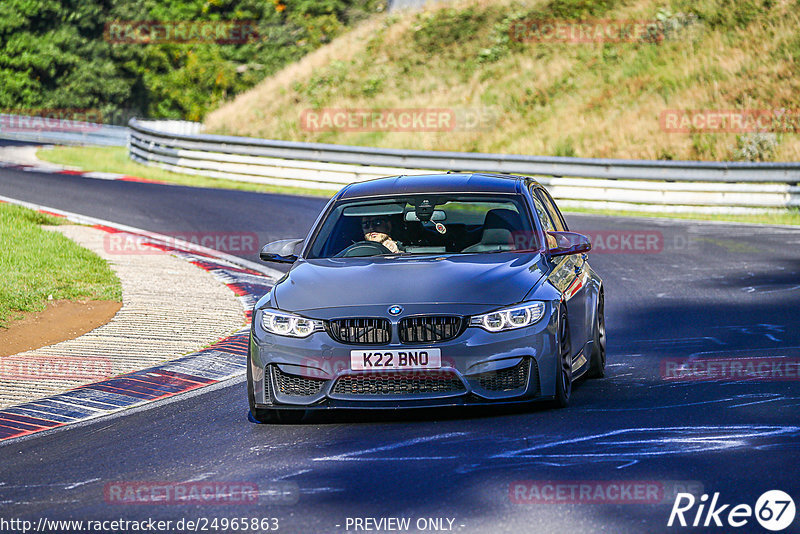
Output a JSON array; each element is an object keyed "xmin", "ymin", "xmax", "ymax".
[
  {"xmin": 329, "ymin": 318, "xmax": 390, "ymax": 345},
  {"xmin": 329, "ymin": 316, "xmax": 461, "ymax": 345},
  {"xmin": 264, "ymin": 367, "xmax": 273, "ymax": 404},
  {"xmin": 531, "ymin": 358, "xmax": 540, "ymax": 395},
  {"xmin": 271, "ymin": 366, "xmax": 326, "ymax": 397},
  {"xmin": 332, "ymin": 372, "xmax": 465, "ymax": 396},
  {"xmin": 399, "ymin": 316, "xmax": 462, "ymax": 344}
]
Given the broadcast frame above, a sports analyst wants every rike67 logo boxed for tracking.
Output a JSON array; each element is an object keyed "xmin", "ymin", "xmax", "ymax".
[{"xmin": 668, "ymin": 490, "xmax": 796, "ymax": 531}]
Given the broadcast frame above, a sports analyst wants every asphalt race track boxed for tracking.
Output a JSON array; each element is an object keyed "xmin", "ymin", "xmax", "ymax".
[{"xmin": 2, "ymin": 158, "xmax": 800, "ymax": 533}]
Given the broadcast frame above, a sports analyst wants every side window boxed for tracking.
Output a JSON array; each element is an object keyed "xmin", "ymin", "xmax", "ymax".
[
  {"xmin": 529, "ymin": 192, "xmax": 559, "ymax": 250},
  {"xmin": 530, "ymin": 190, "xmax": 555, "ymax": 232},
  {"xmin": 535, "ymin": 188, "xmax": 568, "ymax": 231}
]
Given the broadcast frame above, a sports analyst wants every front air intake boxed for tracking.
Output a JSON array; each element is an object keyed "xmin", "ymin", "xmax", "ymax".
[
  {"xmin": 270, "ymin": 366, "xmax": 326, "ymax": 397},
  {"xmin": 332, "ymin": 372, "xmax": 466, "ymax": 396}
]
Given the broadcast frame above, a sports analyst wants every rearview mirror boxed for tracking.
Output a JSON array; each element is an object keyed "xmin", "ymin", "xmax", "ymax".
[
  {"xmin": 259, "ymin": 238, "xmax": 303, "ymax": 264},
  {"xmin": 404, "ymin": 210, "xmax": 447, "ymax": 222},
  {"xmin": 547, "ymin": 231, "xmax": 591, "ymax": 257}
]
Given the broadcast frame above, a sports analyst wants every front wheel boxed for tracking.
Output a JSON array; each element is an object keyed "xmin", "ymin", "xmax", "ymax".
[
  {"xmin": 587, "ymin": 291, "xmax": 606, "ymax": 378},
  {"xmin": 552, "ymin": 306, "xmax": 572, "ymax": 408}
]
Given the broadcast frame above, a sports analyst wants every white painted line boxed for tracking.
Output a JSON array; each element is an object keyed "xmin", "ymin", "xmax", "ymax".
[
  {"xmin": 82, "ymin": 171, "xmax": 129, "ymax": 180},
  {"xmin": 64, "ymin": 478, "xmax": 101, "ymax": 490}
]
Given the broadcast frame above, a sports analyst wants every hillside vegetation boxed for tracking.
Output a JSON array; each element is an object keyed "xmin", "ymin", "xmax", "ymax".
[
  {"xmin": 204, "ymin": 0, "xmax": 800, "ymax": 161},
  {"xmin": 0, "ymin": 0, "xmax": 384, "ymax": 122}
]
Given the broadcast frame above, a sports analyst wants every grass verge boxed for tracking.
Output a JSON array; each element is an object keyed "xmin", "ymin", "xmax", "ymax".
[
  {"xmin": 0, "ymin": 203, "xmax": 122, "ymax": 328},
  {"xmin": 38, "ymin": 145, "xmax": 800, "ymax": 226},
  {"xmin": 37, "ymin": 146, "xmax": 334, "ymax": 198},
  {"xmin": 563, "ymin": 206, "xmax": 800, "ymax": 226}
]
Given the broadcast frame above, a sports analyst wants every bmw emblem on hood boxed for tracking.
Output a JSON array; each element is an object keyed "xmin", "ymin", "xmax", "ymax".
[{"xmin": 388, "ymin": 305, "xmax": 403, "ymax": 316}]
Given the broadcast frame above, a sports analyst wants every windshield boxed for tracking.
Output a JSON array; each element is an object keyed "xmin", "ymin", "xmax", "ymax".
[{"xmin": 307, "ymin": 194, "xmax": 538, "ymax": 258}]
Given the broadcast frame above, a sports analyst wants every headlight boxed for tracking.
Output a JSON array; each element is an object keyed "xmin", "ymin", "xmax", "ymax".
[
  {"xmin": 469, "ymin": 302, "xmax": 546, "ymax": 332},
  {"xmin": 260, "ymin": 309, "xmax": 324, "ymax": 338}
]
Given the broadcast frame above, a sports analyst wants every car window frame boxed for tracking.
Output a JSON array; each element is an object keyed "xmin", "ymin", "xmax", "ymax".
[
  {"xmin": 528, "ymin": 186, "xmax": 556, "ymax": 233},
  {"xmin": 300, "ymin": 194, "xmax": 340, "ymax": 259},
  {"xmin": 534, "ymin": 186, "xmax": 569, "ymax": 231},
  {"xmin": 303, "ymin": 191, "xmax": 543, "ymax": 259}
]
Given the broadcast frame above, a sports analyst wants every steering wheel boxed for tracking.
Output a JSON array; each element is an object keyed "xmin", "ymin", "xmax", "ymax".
[{"xmin": 335, "ymin": 240, "xmax": 393, "ymax": 257}]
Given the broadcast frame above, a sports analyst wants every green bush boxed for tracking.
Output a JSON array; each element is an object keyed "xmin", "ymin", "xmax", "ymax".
[
  {"xmin": 0, "ymin": 0, "xmax": 386, "ymax": 122},
  {"xmin": 731, "ymin": 132, "xmax": 780, "ymax": 161}
]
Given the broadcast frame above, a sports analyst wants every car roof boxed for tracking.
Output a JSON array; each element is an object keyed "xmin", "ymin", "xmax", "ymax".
[{"xmin": 337, "ymin": 173, "xmax": 534, "ymax": 200}]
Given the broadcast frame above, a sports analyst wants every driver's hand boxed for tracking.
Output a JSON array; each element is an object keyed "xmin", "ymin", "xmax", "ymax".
[
  {"xmin": 382, "ymin": 239, "xmax": 400, "ymax": 253},
  {"xmin": 365, "ymin": 232, "xmax": 400, "ymax": 253}
]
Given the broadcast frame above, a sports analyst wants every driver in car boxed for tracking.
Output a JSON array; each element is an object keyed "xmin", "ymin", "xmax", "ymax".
[{"xmin": 361, "ymin": 215, "xmax": 403, "ymax": 253}]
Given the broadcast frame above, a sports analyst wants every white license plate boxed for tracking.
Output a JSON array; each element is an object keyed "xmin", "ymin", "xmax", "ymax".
[{"xmin": 350, "ymin": 348, "xmax": 442, "ymax": 371}]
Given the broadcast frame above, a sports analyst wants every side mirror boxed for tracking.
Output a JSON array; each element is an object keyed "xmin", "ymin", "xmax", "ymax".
[
  {"xmin": 547, "ymin": 231, "xmax": 591, "ymax": 257},
  {"xmin": 259, "ymin": 238, "xmax": 304, "ymax": 264}
]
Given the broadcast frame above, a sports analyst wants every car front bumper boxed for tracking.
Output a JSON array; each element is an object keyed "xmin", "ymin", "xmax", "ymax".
[{"xmin": 248, "ymin": 306, "xmax": 560, "ymax": 410}]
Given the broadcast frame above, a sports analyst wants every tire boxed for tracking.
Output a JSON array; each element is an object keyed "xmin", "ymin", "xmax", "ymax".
[
  {"xmin": 552, "ymin": 306, "xmax": 572, "ymax": 408},
  {"xmin": 247, "ymin": 351, "xmax": 306, "ymax": 424},
  {"xmin": 587, "ymin": 291, "xmax": 606, "ymax": 379}
]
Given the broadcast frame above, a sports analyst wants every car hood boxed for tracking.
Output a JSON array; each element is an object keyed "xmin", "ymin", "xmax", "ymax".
[{"xmin": 274, "ymin": 253, "xmax": 546, "ymax": 312}]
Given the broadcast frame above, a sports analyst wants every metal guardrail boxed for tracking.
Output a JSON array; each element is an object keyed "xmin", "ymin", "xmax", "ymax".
[
  {"xmin": 129, "ymin": 119, "xmax": 800, "ymax": 213},
  {"xmin": 4, "ymin": 111, "xmax": 794, "ymax": 212},
  {"xmin": 0, "ymin": 114, "xmax": 128, "ymax": 146}
]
